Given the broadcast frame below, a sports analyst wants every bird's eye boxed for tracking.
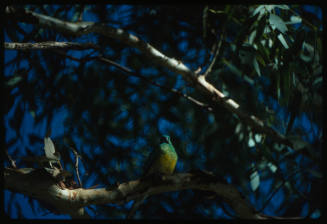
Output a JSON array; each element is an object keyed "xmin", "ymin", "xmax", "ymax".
[{"xmin": 160, "ymin": 136, "xmax": 169, "ymax": 144}]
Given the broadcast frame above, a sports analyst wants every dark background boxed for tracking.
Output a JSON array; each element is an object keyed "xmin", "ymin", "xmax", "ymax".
[{"xmin": 3, "ymin": 4, "xmax": 322, "ymax": 219}]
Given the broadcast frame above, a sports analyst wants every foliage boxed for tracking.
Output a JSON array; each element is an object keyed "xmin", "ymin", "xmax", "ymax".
[{"xmin": 4, "ymin": 4, "xmax": 322, "ymax": 219}]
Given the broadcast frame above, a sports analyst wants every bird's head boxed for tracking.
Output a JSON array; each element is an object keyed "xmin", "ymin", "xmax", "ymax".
[{"xmin": 160, "ymin": 135, "xmax": 171, "ymax": 144}]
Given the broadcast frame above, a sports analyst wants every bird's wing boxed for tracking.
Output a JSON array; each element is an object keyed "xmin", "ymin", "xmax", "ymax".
[{"xmin": 142, "ymin": 147, "xmax": 159, "ymax": 177}]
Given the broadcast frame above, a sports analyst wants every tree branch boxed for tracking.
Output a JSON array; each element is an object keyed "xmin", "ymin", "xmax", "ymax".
[
  {"xmin": 32, "ymin": 47, "xmax": 213, "ymax": 112},
  {"xmin": 5, "ymin": 6, "xmax": 297, "ymax": 149},
  {"xmin": 5, "ymin": 41, "xmax": 99, "ymax": 50},
  {"xmin": 4, "ymin": 167, "xmax": 89, "ymax": 218},
  {"xmin": 70, "ymin": 147, "xmax": 83, "ymax": 188},
  {"xmin": 96, "ymin": 56, "xmax": 213, "ymax": 112},
  {"xmin": 5, "ymin": 167, "xmax": 276, "ymax": 219},
  {"xmin": 202, "ymin": 21, "xmax": 226, "ymax": 77}
]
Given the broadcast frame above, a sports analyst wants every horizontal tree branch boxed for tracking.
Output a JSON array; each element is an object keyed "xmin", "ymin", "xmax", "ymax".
[
  {"xmin": 5, "ymin": 41, "xmax": 99, "ymax": 50},
  {"xmin": 5, "ymin": 167, "xmax": 276, "ymax": 219},
  {"xmin": 5, "ymin": 6, "xmax": 297, "ymax": 150},
  {"xmin": 4, "ymin": 167, "xmax": 89, "ymax": 218}
]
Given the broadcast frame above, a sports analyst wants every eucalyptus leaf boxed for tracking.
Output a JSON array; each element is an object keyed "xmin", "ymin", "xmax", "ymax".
[
  {"xmin": 248, "ymin": 137, "xmax": 255, "ymax": 147},
  {"xmin": 44, "ymin": 137, "xmax": 61, "ymax": 168},
  {"xmin": 253, "ymin": 58, "xmax": 261, "ymax": 76},
  {"xmin": 275, "ymin": 5, "xmax": 290, "ymax": 10},
  {"xmin": 269, "ymin": 14, "xmax": 288, "ymax": 34},
  {"xmin": 267, "ymin": 162, "xmax": 277, "ymax": 173},
  {"xmin": 7, "ymin": 76, "xmax": 23, "ymax": 86},
  {"xmin": 250, "ymin": 170, "xmax": 260, "ymax": 191},
  {"xmin": 287, "ymin": 135, "xmax": 310, "ymax": 151},
  {"xmin": 286, "ymin": 16, "xmax": 302, "ymax": 25},
  {"xmin": 278, "ymin": 33, "xmax": 289, "ymax": 49}
]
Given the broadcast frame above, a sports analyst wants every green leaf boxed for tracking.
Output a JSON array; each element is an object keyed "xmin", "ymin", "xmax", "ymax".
[
  {"xmin": 253, "ymin": 15, "xmax": 268, "ymax": 44},
  {"xmin": 253, "ymin": 58, "xmax": 261, "ymax": 76},
  {"xmin": 267, "ymin": 162, "xmax": 277, "ymax": 173},
  {"xmin": 250, "ymin": 169, "xmax": 260, "ymax": 191},
  {"xmin": 256, "ymin": 55, "xmax": 266, "ymax": 66},
  {"xmin": 209, "ymin": 9, "xmax": 225, "ymax": 14},
  {"xmin": 276, "ymin": 73, "xmax": 281, "ymax": 102},
  {"xmin": 29, "ymin": 110, "xmax": 36, "ymax": 118},
  {"xmin": 269, "ymin": 14, "xmax": 288, "ymax": 34},
  {"xmin": 277, "ymin": 33, "xmax": 289, "ymax": 49},
  {"xmin": 6, "ymin": 76, "xmax": 23, "ymax": 86},
  {"xmin": 252, "ymin": 5, "xmax": 266, "ymax": 17},
  {"xmin": 275, "ymin": 5, "xmax": 290, "ymax": 10},
  {"xmin": 286, "ymin": 16, "xmax": 302, "ymax": 25}
]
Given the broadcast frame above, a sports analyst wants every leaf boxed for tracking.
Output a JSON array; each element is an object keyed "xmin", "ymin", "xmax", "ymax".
[
  {"xmin": 235, "ymin": 122, "xmax": 242, "ymax": 134},
  {"xmin": 209, "ymin": 9, "xmax": 225, "ymax": 14},
  {"xmin": 276, "ymin": 73, "xmax": 281, "ymax": 102},
  {"xmin": 300, "ymin": 42, "xmax": 315, "ymax": 62},
  {"xmin": 253, "ymin": 14, "xmax": 268, "ymax": 44},
  {"xmin": 275, "ymin": 5, "xmax": 290, "ymax": 10},
  {"xmin": 277, "ymin": 33, "xmax": 289, "ymax": 49},
  {"xmin": 286, "ymin": 16, "xmax": 302, "ymax": 25},
  {"xmin": 253, "ymin": 58, "xmax": 261, "ymax": 76},
  {"xmin": 254, "ymin": 134, "xmax": 262, "ymax": 143},
  {"xmin": 269, "ymin": 14, "xmax": 288, "ymax": 33},
  {"xmin": 267, "ymin": 162, "xmax": 277, "ymax": 173},
  {"xmin": 287, "ymin": 136, "xmax": 312, "ymax": 152},
  {"xmin": 252, "ymin": 5, "xmax": 265, "ymax": 17},
  {"xmin": 44, "ymin": 137, "xmax": 60, "ymax": 161},
  {"xmin": 6, "ymin": 76, "xmax": 23, "ymax": 86},
  {"xmin": 256, "ymin": 55, "xmax": 266, "ymax": 66},
  {"xmin": 248, "ymin": 30, "xmax": 257, "ymax": 44},
  {"xmin": 250, "ymin": 169, "xmax": 260, "ymax": 191},
  {"xmin": 29, "ymin": 110, "xmax": 36, "ymax": 118},
  {"xmin": 248, "ymin": 137, "xmax": 255, "ymax": 147}
]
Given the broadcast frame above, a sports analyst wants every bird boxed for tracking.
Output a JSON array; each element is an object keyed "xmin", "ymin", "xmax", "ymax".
[{"xmin": 127, "ymin": 135, "xmax": 178, "ymax": 218}]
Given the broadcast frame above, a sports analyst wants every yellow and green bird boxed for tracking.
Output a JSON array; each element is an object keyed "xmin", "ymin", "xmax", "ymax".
[{"xmin": 127, "ymin": 135, "xmax": 178, "ymax": 218}]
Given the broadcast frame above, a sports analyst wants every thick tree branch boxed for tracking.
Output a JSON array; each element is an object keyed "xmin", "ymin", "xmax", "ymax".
[
  {"xmin": 5, "ymin": 6, "xmax": 295, "ymax": 149},
  {"xmin": 4, "ymin": 167, "xmax": 89, "ymax": 218},
  {"xmin": 5, "ymin": 167, "xmax": 276, "ymax": 219}
]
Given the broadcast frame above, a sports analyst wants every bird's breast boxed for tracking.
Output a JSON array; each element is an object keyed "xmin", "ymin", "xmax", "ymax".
[{"xmin": 156, "ymin": 152, "xmax": 177, "ymax": 174}]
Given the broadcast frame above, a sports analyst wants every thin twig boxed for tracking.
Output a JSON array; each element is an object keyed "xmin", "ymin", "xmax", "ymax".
[
  {"xmin": 50, "ymin": 49, "xmax": 213, "ymax": 112},
  {"xmin": 70, "ymin": 147, "xmax": 82, "ymax": 188},
  {"xmin": 96, "ymin": 56, "xmax": 213, "ymax": 112},
  {"xmin": 257, "ymin": 167, "xmax": 303, "ymax": 213},
  {"xmin": 203, "ymin": 28, "xmax": 226, "ymax": 77},
  {"xmin": 5, "ymin": 149, "xmax": 17, "ymax": 169},
  {"xmin": 221, "ymin": 202, "xmax": 238, "ymax": 218}
]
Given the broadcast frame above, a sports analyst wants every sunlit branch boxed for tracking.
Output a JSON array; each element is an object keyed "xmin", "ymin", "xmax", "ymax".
[
  {"xmin": 5, "ymin": 42, "xmax": 99, "ymax": 50},
  {"xmin": 43, "ymin": 47, "xmax": 213, "ymax": 112},
  {"xmin": 5, "ymin": 6, "xmax": 299, "ymax": 150},
  {"xmin": 97, "ymin": 56, "xmax": 213, "ymax": 112}
]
